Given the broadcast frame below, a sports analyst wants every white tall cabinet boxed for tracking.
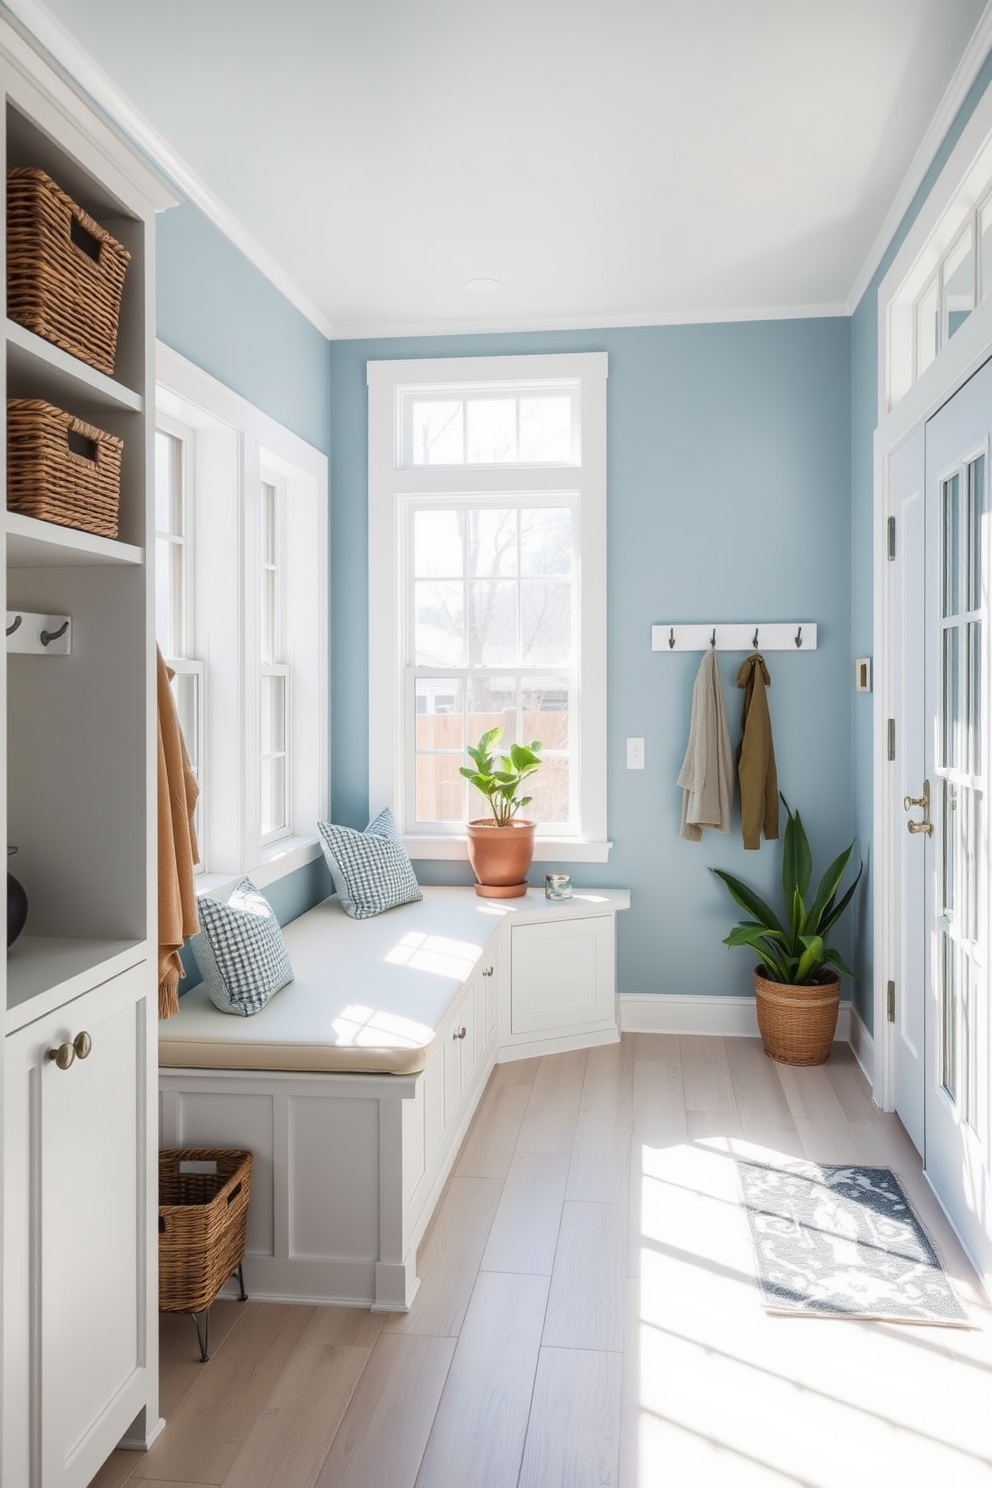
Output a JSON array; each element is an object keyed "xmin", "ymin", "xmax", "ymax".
[{"xmin": 0, "ymin": 22, "xmax": 173, "ymax": 1488}]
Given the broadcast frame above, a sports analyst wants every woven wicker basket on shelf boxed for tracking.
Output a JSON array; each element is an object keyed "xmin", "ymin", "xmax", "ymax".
[
  {"xmin": 7, "ymin": 398, "xmax": 123, "ymax": 539},
  {"xmin": 158, "ymin": 1148, "xmax": 253, "ymax": 1317},
  {"xmin": 753, "ymin": 967, "xmax": 841, "ymax": 1067},
  {"xmin": 7, "ymin": 166, "xmax": 131, "ymax": 376}
]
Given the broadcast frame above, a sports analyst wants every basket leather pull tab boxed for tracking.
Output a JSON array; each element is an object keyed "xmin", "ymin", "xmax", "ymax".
[
  {"xmin": 70, "ymin": 214, "xmax": 102, "ymax": 263},
  {"xmin": 67, "ymin": 428, "xmax": 98, "ymax": 462}
]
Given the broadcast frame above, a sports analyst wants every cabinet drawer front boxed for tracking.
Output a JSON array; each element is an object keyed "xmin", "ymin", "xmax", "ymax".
[{"xmin": 510, "ymin": 917, "xmax": 615, "ymax": 1035}]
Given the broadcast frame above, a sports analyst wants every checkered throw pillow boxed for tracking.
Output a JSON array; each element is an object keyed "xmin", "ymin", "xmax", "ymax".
[
  {"xmin": 190, "ymin": 877, "xmax": 294, "ymax": 1016},
  {"xmin": 317, "ymin": 808, "xmax": 423, "ymax": 919}
]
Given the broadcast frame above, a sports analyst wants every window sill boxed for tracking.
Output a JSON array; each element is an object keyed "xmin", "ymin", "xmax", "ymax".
[
  {"xmin": 403, "ymin": 835, "xmax": 613, "ymax": 864},
  {"xmin": 195, "ymin": 836, "xmax": 323, "ymax": 900}
]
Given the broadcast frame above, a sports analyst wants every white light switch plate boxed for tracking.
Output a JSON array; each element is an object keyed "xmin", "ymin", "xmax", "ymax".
[{"xmin": 626, "ymin": 737, "xmax": 645, "ymax": 770}]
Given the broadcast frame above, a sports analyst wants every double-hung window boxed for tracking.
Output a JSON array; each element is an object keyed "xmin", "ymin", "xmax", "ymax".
[
  {"xmin": 154, "ymin": 416, "xmax": 203, "ymax": 855},
  {"xmin": 155, "ymin": 344, "xmax": 327, "ymax": 889},
  {"xmin": 368, "ymin": 352, "xmax": 609, "ymax": 861}
]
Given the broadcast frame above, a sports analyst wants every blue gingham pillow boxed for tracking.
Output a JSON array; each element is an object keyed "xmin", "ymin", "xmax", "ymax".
[
  {"xmin": 317, "ymin": 808, "xmax": 422, "ymax": 919},
  {"xmin": 190, "ymin": 878, "xmax": 294, "ymax": 1016}
]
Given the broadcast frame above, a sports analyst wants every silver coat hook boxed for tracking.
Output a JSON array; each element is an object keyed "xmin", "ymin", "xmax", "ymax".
[
  {"xmin": 40, "ymin": 620, "xmax": 69, "ymax": 647},
  {"xmin": 795, "ymin": 625, "xmax": 803, "ymax": 649},
  {"xmin": 710, "ymin": 628, "xmax": 717, "ymax": 649},
  {"xmin": 668, "ymin": 627, "xmax": 675, "ymax": 649},
  {"xmin": 752, "ymin": 627, "xmax": 759, "ymax": 649},
  {"xmin": 6, "ymin": 615, "xmax": 21, "ymax": 637}
]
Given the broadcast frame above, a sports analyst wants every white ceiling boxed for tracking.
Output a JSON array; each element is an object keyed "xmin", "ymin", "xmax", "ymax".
[{"xmin": 10, "ymin": 0, "xmax": 992, "ymax": 337}]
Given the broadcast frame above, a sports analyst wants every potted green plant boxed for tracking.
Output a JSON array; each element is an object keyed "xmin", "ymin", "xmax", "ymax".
[
  {"xmin": 711, "ymin": 796, "xmax": 863, "ymax": 1065},
  {"xmin": 460, "ymin": 727, "xmax": 543, "ymax": 898}
]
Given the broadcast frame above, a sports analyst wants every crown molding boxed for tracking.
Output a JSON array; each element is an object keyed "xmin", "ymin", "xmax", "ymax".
[
  {"xmin": 330, "ymin": 300, "xmax": 849, "ymax": 342},
  {"xmin": 0, "ymin": 0, "xmax": 336, "ymax": 337},
  {"xmin": 847, "ymin": 0, "xmax": 992, "ymax": 314}
]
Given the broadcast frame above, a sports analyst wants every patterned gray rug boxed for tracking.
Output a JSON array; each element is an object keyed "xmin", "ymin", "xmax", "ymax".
[{"xmin": 737, "ymin": 1160, "xmax": 970, "ymax": 1326}]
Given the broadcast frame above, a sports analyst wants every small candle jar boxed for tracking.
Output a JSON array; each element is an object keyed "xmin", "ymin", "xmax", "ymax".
[{"xmin": 545, "ymin": 873, "xmax": 572, "ymax": 901}]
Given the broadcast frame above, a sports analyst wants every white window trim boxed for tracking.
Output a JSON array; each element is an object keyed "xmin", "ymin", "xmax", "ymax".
[
  {"xmin": 156, "ymin": 342, "xmax": 328, "ymax": 890},
  {"xmin": 368, "ymin": 351, "xmax": 610, "ymax": 863}
]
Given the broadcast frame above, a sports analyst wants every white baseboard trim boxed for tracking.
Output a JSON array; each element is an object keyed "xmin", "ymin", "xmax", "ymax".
[
  {"xmin": 619, "ymin": 992, "xmax": 853, "ymax": 1043},
  {"xmin": 847, "ymin": 1004, "xmax": 875, "ymax": 1087}
]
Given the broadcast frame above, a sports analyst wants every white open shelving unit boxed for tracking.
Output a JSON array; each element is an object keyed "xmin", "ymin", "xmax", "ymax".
[{"xmin": 0, "ymin": 19, "xmax": 175, "ymax": 1488}]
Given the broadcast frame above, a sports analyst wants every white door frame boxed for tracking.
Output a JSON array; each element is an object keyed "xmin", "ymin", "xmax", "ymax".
[{"xmin": 873, "ymin": 295, "xmax": 992, "ymax": 1109}]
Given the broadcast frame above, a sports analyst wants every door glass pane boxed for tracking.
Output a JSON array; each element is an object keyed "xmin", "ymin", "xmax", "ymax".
[
  {"xmin": 943, "ymin": 780, "xmax": 957, "ymax": 920},
  {"xmin": 942, "ymin": 931, "xmax": 958, "ymax": 1102},
  {"xmin": 942, "ymin": 625, "xmax": 960, "ymax": 768},
  {"xmin": 967, "ymin": 454, "xmax": 985, "ymax": 611},
  {"xmin": 943, "ymin": 227, "xmax": 975, "ymax": 341},
  {"xmin": 968, "ymin": 621, "xmax": 983, "ymax": 775},
  {"xmin": 943, "ymin": 473, "xmax": 961, "ymax": 617}
]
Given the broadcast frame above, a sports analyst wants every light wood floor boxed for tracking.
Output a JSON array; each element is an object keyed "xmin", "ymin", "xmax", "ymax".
[{"xmin": 92, "ymin": 1036, "xmax": 992, "ymax": 1488}]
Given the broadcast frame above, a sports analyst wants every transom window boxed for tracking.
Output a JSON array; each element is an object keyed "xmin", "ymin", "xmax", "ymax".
[{"xmin": 368, "ymin": 352, "xmax": 610, "ymax": 863}]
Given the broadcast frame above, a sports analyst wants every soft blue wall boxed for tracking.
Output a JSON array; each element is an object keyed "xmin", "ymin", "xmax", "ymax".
[
  {"xmin": 329, "ymin": 319, "xmax": 854, "ymax": 998},
  {"xmin": 157, "ymin": 200, "xmax": 331, "ymax": 455},
  {"xmin": 156, "ymin": 198, "xmax": 334, "ymax": 988},
  {"xmin": 850, "ymin": 50, "xmax": 992, "ymax": 1034}
]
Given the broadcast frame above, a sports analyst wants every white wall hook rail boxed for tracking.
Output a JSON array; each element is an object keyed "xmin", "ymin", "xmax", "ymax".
[
  {"xmin": 652, "ymin": 622, "xmax": 817, "ymax": 653},
  {"xmin": 6, "ymin": 612, "xmax": 72, "ymax": 655}
]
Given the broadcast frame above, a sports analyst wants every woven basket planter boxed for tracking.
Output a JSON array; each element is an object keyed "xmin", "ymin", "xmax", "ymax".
[
  {"xmin": 158, "ymin": 1148, "xmax": 252, "ymax": 1317},
  {"xmin": 753, "ymin": 967, "xmax": 841, "ymax": 1066},
  {"xmin": 7, "ymin": 166, "xmax": 130, "ymax": 375},
  {"xmin": 7, "ymin": 398, "xmax": 123, "ymax": 538}
]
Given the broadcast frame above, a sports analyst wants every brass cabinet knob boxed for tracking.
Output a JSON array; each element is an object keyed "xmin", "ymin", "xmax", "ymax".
[{"xmin": 46, "ymin": 1031, "xmax": 92, "ymax": 1070}]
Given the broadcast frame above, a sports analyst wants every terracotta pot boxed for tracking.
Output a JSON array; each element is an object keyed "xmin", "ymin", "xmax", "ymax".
[
  {"xmin": 753, "ymin": 966, "xmax": 841, "ymax": 1066},
  {"xmin": 466, "ymin": 819, "xmax": 536, "ymax": 898}
]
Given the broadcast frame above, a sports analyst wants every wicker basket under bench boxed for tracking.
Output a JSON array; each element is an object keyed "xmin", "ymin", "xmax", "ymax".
[{"xmin": 158, "ymin": 1147, "xmax": 253, "ymax": 1361}]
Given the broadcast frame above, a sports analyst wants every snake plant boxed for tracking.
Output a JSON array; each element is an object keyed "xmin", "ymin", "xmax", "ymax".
[{"xmin": 711, "ymin": 795, "xmax": 863, "ymax": 985}]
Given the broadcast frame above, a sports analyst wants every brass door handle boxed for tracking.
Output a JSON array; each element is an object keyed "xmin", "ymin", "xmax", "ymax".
[
  {"xmin": 47, "ymin": 1031, "xmax": 93, "ymax": 1070},
  {"xmin": 904, "ymin": 780, "xmax": 934, "ymax": 836}
]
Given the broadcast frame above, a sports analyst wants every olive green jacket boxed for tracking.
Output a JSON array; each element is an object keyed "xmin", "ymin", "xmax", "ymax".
[{"xmin": 736, "ymin": 654, "xmax": 779, "ymax": 850}]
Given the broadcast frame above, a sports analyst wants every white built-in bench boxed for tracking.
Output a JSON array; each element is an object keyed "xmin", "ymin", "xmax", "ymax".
[{"xmin": 158, "ymin": 885, "xmax": 629, "ymax": 1310}]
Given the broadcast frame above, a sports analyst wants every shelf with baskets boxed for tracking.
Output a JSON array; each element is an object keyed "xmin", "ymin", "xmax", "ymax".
[{"xmin": 0, "ymin": 23, "xmax": 175, "ymax": 1487}]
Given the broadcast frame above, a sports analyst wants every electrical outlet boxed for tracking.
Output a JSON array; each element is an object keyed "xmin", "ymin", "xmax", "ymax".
[{"xmin": 626, "ymin": 737, "xmax": 645, "ymax": 770}]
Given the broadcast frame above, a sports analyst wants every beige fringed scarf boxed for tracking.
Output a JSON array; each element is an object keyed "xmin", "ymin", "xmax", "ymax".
[{"xmin": 157, "ymin": 647, "xmax": 200, "ymax": 1018}]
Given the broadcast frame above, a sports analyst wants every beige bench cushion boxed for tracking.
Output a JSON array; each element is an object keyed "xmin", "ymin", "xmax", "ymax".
[{"xmin": 158, "ymin": 887, "xmax": 497, "ymax": 1075}]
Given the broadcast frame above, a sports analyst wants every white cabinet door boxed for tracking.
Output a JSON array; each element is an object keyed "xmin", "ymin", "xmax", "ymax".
[
  {"xmin": 510, "ymin": 916, "xmax": 616, "ymax": 1037},
  {"xmin": 5, "ymin": 964, "xmax": 153, "ymax": 1488}
]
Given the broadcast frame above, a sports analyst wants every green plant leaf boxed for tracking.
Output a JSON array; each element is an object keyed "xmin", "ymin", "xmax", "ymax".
[
  {"xmin": 780, "ymin": 796, "xmax": 812, "ymax": 901},
  {"xmin": 818, "ymin": 867, "xmax": 863, "ymax": 938},
  {"xmin": 822, "ymin": 947, "xmax": 856, "ymax": 980},
  {"xmin": 794, "ymin": 935, "xmax": 825, "ymax": 983},
  {"xmin": 711, "ymin": 869, "xmax": 785, "ymax": 937},
  {"xmin": 807, "ymin": 844, "xmax": 857, "ymax": 931},
  {"xmin": 789, "ymin": 884, "xmax": 806, "ymax": 950},
  {"xmin": 509, "ymin": 742, "xmax": 542, "ymax": 771}
]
